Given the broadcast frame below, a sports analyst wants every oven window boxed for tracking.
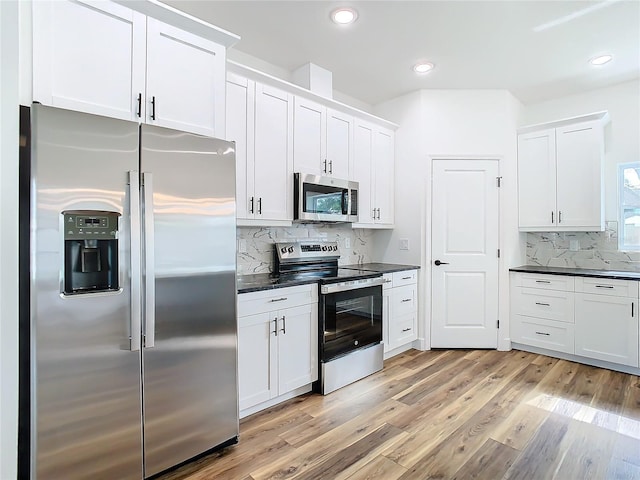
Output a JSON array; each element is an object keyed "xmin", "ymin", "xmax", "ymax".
[
  {"xmin": 321, "ymin": 285, "xmax": 382, "ymax": 361},
  {"xmin": 303, "ymin": 183, "xmax": 348, "ymax": 215}
]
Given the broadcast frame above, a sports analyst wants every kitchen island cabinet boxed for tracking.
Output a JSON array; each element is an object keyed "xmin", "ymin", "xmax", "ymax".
[{"xmin": 237, "ymin": 284, "xmax": 318, "ymax": 417}]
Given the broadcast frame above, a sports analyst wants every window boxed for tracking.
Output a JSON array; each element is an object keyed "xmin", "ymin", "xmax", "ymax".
[{"xmin": 619, "ymin": 162, "xmax": 640, "ymax": 250}]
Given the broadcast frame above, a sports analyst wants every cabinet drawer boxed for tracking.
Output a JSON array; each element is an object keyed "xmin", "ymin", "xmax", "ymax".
[
  {"xmin": 512, "ymin": 315, "xmax": 575, "ymax": 354},
  {"xmin": 382, "ymin": 273, "xmax": 393, "ymax": 290},
  {"xmin": 389, "ymin": 313, "xmax": 417, "ymax": 348},
  {"xmin": 391, "ymin": 284, "xmax": 416, "ymax": 316},
  {"xmin": 518, "ymin": 273, "xmax": 574, "ymax": 291},
  {"xmin": 392, "ymin": 270, "xmax": 417, "ymax": 287},
  {"xmin": 512, "ymin": 287, "xmax": 574, "ymax": 323},
  {"xmin": 574, "ymin": 277, "xmax": 639, "ymax": 298},
  {"xmin": 238, "ymin": 284, "xmax": 318, "ymax": 317}
]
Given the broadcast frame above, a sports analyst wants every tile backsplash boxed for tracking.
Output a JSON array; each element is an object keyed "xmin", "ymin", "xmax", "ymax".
[
  {"xmin": 237, "ymin": 224, "xmax": 374, "ymax": 274},
  {"xmin": 526, "ymin": 221, "xmax": 640, "ymax": 272}
]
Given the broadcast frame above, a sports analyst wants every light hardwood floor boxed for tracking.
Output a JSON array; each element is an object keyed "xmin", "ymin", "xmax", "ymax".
[{"xmin": 158, "ymin": 349, "xmax": 640, "ymax": 480}]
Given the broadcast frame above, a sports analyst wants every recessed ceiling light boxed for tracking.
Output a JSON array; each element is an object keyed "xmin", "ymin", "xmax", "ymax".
[
  {"xmin": 331, "ymin": 7, "xmax": 358, "ymax": 25},
  {"xmin": 413, "ymin": 62, "xmax": 434, "ymax": 74},
  {"xmin": 590, "ymin": 54, "xmax": 613, "ymax": 66}
]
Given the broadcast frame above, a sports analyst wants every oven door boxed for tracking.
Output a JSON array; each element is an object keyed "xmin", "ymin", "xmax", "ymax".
[{"xmin": 320, "ymin": 285, "xmax": 382, "ymax": 362}]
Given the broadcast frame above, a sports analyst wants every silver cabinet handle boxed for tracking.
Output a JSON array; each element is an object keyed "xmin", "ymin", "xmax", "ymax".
[
  {"xmin": 401, "ymin": 276, "xmax": 412, "ymax": 280},
  {"xmin": 281, "ymin": 315, "xmax": 286, "ymax": 334},
  {"xmin": 402, "ymin": 328, "xmax": 412, "ymax": 332},
  {"xmin": 270, "ymin": 297, "xmax": 288, "ymax": 302},
  {"xmin": 329, "ymin": 160, "xmax": 333, "ymax": 174},
  {"xmin": 142, "ymin": 172, "xmax": 155, "ymax": 349},
  {"xmin": 258, "ymin": 197, "xmax": 262, "ymax": 215},
  {"xmin": 128, "ymin": 171, "xmax": 142, "ymax": 352},
  {"xmin": 249, "ymin": 196, "xmax": 254, "ymax": 214},
  {"xmin": 372, "ymin": 208, "xmax": 376, "ymax": 220},
  {"xmin": 558, "ymin": 211, "xmax": 562, "ymax": 224},
  {"xmin": 535, "ymin": 280, "xmax": 551, "ymax": 284},
  {"xmin": 323, "ymin": 159, "xmax": 327, "ymax": 173},
  {"xmin": 535, "ymin": 302, "xmax": 550, "ymax": 306},
  {"xmin": 401, "ymin": 299, "xmax": 412, "ymax": 303},
  {"xmin": 633, "ymin": 302, "xmax": 635, "ymax": 317},
  {"xmin": 383, "ymin": 279, "xmax": 392, "ymax": 283},
  {"xmin": 535, "ymin": 331, "xmax": 551, "ymax": 336},
  {"xmin": 377, "ymin": 208, "xmax": 381, "ymax": 220},
  {"xmin": 272, "ymin": 317, "xmax": 278, "ymax": 336},
  {"xmin": 551, "ymin": 211, "xmax": 554, "ymax": 224},
  {"xmin": 595, "ymin": 285, "xmax": 614, "ymax": 289}
]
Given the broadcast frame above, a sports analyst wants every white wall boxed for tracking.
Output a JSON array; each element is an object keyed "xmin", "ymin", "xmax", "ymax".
[
  {"xmin": 1, "ymin": 1, "xmax": 20, "ymax": 478},
  {"xmin": 373, "ymin": 89, "xmax": 524, "ymax": 350},
  {"xmin": 522, "ymin": 80, "xmax": 640, "ymax": 222}
]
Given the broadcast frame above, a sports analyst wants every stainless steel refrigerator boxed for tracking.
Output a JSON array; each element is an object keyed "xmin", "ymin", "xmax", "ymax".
[{"xmin": 22, "ymin": 104, "xmax": 238, "ymax": 479}]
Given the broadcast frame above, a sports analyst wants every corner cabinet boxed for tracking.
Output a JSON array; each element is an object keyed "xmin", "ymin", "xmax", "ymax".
[
  {"xmin": 352, "ymin": 120, "xmax": 395, "ymax": 228},
  {"xmin": 227, "ymin": 74, "xmax": 293, "ymax": 224},
  {"xmin": 32, "ymin": 0, "xmax": 237, "ymax": 136},
  {"xmin": 237, "ymin": 284, "xmax": 318, "ymax": 416},
  {"xmin": 517, "ymin": 112, "xmax": 609, "ymax": 232}
]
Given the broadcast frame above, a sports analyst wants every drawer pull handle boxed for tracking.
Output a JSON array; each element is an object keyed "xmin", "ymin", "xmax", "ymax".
[
  {"xmin": 535, "ymin": 302, "xmax": 550, "ymax": 306},
  {"xmin": 401, "ymin": 276, "xmax": 412, "ymax": 280},
  {"xmin": 401, "ymin": 299, "xmax": 412, "ymax": 303},
  {"xmin": 535, "ymin": 331, "xmax": 550, "ymax": 336},
  {"xmin": 402, "ymin": 328, "xmax": 412, "ymax": 332},
  {"xmin": 535, "ymin": 280, "xmax": 551, "ymax": 284},
  {"xmin": 384, "ymin": 279, "xmax": 393, "ymax": 283},
  {"xmin": 270, "ymin": 297, "xmax": 288, "ymax": 302},
  {"xmin": 595, "ymin": 285, "xmax": 614, "ymax": 289}
]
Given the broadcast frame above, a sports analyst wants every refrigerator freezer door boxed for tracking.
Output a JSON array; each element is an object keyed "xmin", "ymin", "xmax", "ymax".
[
  {"xmin": 31, "ymin": 105, "xmax": 143, "ymax": 479},
  {"xmin": 140, "ymin": 125, "xmax": 238, "ymax": 477}
]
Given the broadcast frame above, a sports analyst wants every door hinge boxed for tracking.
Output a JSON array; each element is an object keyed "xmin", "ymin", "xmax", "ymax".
[
  {"xmin": 497, "ymin": 248, "xmax": 501, "ymax": 258},
  {"xmin": 496, "ymin": 176, "xmax": 502, "ymax": 187},
  {"xmin": 497, "ymin": 320, "xmax": 500, "ymax": 329}
]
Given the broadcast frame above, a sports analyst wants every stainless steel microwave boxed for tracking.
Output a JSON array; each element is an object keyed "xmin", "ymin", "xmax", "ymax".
[{"xmin": 294, "ymin": 173, "xmax": 359, "ymax": 223}]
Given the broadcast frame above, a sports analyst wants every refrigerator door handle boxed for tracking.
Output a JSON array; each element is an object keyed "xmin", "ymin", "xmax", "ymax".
[
  {"xmin": 128, "ymin": 171, "xmax": 142, "ymax": 351},
  {"xmin": 142, "ymin": 172, "xmax": 156, "ymax": 348}
]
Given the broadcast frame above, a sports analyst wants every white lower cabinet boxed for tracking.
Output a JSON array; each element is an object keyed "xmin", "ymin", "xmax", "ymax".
[
  {"xmin": 511, "ymin": 272, "xmax": 640, "ymax": 370},
  {"xmin": 237, "ymin": 285, "xmax": 318, "ymax": 413},
  {"xmin": 383, "ymin": 270, "xmax": 418, "ymax": 354}
]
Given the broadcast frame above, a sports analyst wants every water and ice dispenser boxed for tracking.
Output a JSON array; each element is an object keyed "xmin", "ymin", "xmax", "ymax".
[{"xmin": 62, "ymin": 211, "xmax": 120, "ymax": 294}]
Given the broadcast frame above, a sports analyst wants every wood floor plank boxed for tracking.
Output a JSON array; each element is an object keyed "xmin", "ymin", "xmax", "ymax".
[
  {"xmin": 156, "ymin": 349, "xmax": 640, "ymax": 480},
  {"xmin": 450, "ymin": 438, "xmax": 520, "ymax": 480},
  {"xmin": 344, "ymin": 456, "xmax": 407, "ymax": 480}
]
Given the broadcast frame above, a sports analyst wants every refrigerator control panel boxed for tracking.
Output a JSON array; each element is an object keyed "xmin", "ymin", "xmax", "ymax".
[{"xmin": 63, "ymin": 211, "xmax": 120, "ymax": 240}]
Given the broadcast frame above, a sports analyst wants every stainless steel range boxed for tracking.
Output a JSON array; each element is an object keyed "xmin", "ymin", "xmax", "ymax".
[{"xmin": 274, "ymin": 241, "xmax": 384, "ymax": 394}]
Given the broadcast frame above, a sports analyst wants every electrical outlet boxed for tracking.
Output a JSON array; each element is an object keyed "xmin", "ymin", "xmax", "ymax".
[
  {"xmin": 400, "ymin": 238, "xmax": 409, "ymax": 250},
  {"xmin": 345, "ymin": 237, "xmax": 351, "ymax": 249},
  {"xmin": 238, "ymin": 238, "xmax": 247, "ymax": 253},
  {"xmin": 569, "ymin": 239, "xmax": 580, "ymax": 252}
]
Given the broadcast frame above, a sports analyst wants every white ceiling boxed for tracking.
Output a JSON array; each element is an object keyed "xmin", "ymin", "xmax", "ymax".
[{"xmin": 162, "ymin": 0, "xmax": 640, "ymax": 106}]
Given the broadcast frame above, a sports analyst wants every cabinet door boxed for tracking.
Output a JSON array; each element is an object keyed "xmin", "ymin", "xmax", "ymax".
[
  {"xmin": 353, "ymin": 121, "xmax": 375, "ymax": 225},
  {"xmin": 373, "ymin": 128, "xmax": 395, "ymax": 225},
  {"xmin": 277, "ymin": 304, "xmax": 318, "ymax": 394},
  {"xmin": 146, "ymin": 18, "xmax": 225, "ymax": 137},
  {"xmin": 556, "ymin": 121, "xmax": 604, "ymax": 230},
  {"xmin": 32, "ymin": 0, "xmax": 146, "ymax": 121},
  {"xmin": 517, "ymin": 129, "xmax": 556, "ymax": 230},
  {"xmin": 227, "ymin": 74, "xmax": 255, "ymax": 219},
  {"xmin": 238, "ymin": 312, "xmax": 277, "ymax": 410},
  {"xmin": 326, "ymin": 109, "xmax": 352, "ymax": 179},
  {"xmin": 293, "ymin": 97, "xmax": 325, "ymax": 176},
  {"xmin": 575, "ymin": 293, "xmax": 638, "ymax": 367},
  {"xmin": 254, "ymin": 83, "xmax": 293, "ymax": 221}
]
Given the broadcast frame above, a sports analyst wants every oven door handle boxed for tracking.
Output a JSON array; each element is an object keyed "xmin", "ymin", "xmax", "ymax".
[{"xmin": 320, "ymin": 276, "xmax": 385, "ymax": 294}]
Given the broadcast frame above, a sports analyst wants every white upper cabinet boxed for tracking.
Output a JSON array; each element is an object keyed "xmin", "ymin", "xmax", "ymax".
[
  {"xmin": 517, "ymin": 112, "xmax": 608, "ymax": 232},
  {"xmin": 293, "ymin": 97, "xmax": 352, "ymax": 178},
  {"xmin": 32, "ymin": 0, "xmax": 236, "ymax": 137},
  {"xmin": 227, "ymin": 72, "xmax": 293, "ymax": 223},
  {"xmin": 32, "ymin": 0, "xmax": 146, "ymax": 121},
  {"xmin": 145, "ymin": 18, "xmax": 225, "ymax": 137},
  {"xmin": 352, "ymin": 120, "xmax": 395, "ymax": 228}
]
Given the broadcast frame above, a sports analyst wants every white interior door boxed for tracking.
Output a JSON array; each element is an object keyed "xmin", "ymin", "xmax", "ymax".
[{"xmin": 431, "ymin": 159, "xmax": 499, "ymax": 348}]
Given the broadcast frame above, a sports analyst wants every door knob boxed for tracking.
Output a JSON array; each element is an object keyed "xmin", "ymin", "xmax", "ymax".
[{"xmin": 434, "ymin": 260, "xmax": 449, "ymax": 266}]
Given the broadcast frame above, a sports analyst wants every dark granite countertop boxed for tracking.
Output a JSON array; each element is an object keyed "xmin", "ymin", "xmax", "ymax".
[
  {"xmin": 341, "ymin": 263, "xmax": 420, "ymax": 273},
  {"xmin": 510, "ymin": 265, "xmax": 640, "ymax": 281},
  {"xmin": 237, "ymin": 273, "xmax": 319, "ymax": 294}
]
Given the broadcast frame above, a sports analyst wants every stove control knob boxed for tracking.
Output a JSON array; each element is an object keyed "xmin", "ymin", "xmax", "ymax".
[
  {"xmin": 322, "ymin": 246, "xmax": 327, "ymax": 251},
  {"xmin": 288, "ymin": 246, "xmax": 294, "ymax": 253},
  {"xmin": 333, "ymin": 245, "xmax": 338, "ymax": 251},
  {"xmin": 280, "ymin": 247, "xmax": 287, "ymax": 254}
]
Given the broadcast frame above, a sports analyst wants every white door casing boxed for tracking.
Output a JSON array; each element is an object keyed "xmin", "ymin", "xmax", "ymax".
[{"xmin": 431, "ymin": 159, "xmax": 500, "ymax": 348}]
